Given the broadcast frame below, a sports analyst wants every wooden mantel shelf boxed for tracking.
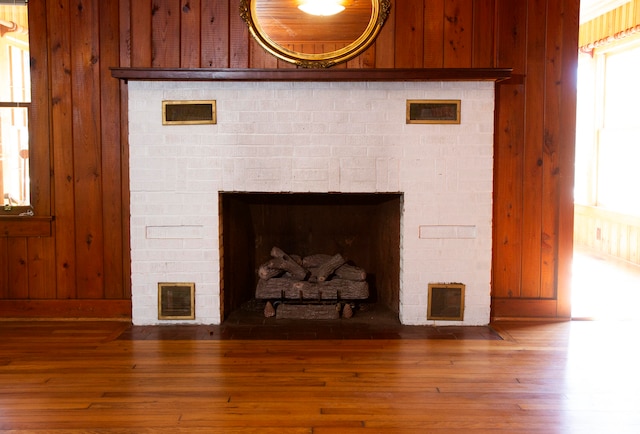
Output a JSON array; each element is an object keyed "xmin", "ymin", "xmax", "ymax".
[{"xmin": 111, "ymin": 68, "xmax": 512, "ymax": 83}]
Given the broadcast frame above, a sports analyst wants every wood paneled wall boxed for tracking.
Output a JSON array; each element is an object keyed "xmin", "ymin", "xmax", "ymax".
[
  {"xmin": 491, "ymin": 0, "xmax": 578, "ymax": 319},
  {"xmin": 0, "ymin": 0, "xmax": 579, "ymax": 320},
  {"xmin": 0, "ymin": 0, "xmax": 131, "ymax": 318}
]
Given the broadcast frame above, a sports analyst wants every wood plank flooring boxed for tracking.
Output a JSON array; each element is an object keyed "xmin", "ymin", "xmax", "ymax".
[{"xmin": 1, "ymin": 320, "xmax": 639, "ymax": 432}]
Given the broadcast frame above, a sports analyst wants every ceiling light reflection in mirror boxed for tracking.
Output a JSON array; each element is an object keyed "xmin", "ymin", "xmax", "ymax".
[{"xmin": 298, "ymin": 0, "xmax": 345, "ymax": 16}]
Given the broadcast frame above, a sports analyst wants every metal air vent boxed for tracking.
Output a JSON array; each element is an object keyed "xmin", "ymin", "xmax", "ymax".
[
  {"xmin": 427, "ymin": 283, "xmax": 465, "ymax": 321},
  {"xmin": 158, "ymin": 282, "xmax": 195, "ymax": 320},
  {"xmin": 162, "ymin": 100, "xmax": 216, "ymax": 125}
]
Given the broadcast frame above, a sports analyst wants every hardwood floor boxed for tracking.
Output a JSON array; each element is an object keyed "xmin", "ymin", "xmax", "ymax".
[{"xmin": 1, "ymin": 320, "xmax": 639, "ymax": 432}]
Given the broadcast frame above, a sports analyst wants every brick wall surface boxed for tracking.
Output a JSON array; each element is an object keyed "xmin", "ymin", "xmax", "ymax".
[{"xmin": 128, "ymin": 81, "xmax": 495, "ymax": 325}]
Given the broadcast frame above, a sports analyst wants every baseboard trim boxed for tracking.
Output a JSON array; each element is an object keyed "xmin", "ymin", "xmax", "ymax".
[{"xmin": 0, "ymin": 300, "xmax": 131, "ymax": 320}]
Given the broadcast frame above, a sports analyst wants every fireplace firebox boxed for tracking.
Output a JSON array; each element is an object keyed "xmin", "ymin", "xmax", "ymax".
[{"xmin": 219, "ymin": 192, "xmax": 402, "ymax": 321}]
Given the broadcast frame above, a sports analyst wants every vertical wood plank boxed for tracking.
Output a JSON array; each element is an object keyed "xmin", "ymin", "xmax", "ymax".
[
  {"xmin": 493, "ymin": 81, "xmax": 525, "ymax": 299},
  {"xmin": 71, "ymin": 0, "xmax": 105, "ymax": 299},
  {"xmin": 472, "ymin": 0, "xmax": 495, "ymax": 67},
  {"xmin": 230, "ymin": 0, "xmax": 249, "ymax": 68},
  {"xmin": 7, "ymin": 238, "xmax": 28, "ymax": 299},
  {"xmin": 394, "ymin": 0, "xmax": 424, "ymax": 67},
  {"xmin": 48, "ymin": 0, "xmax": 77, "ymax": 300},
  {"xmin": 120, "ymin": 78, "xmax": 131, "ymax": 301},
  {"xmin": 424, "ymin": 0, "xmax": 445, "ymax": 67},
  {"xmin": 0, "ymin": 238, "xmax": 7, "ymax": 298},
  {"xmin": 492, "ymin": 0, "xmax": 528, "ymax": 299},
  {"xmin": 346, "ymin": 45, "xmax": 376, "ymax": 68},
  {"xmin": 496, "ymin": 0, "xmax": 527, "ymax": 72},
  {"xmin": 520, "ymin": 0, "xmax": 546, "ymax": 298},
  {"xmin": 27, "ymin": 0, "xmax": 51, "ymax": 216},
  {"xmin": 119, "ymin": 0, "xmax": 131, "ymax": 68},
  {"xmin": 151, "ymin": 0, "xmax": 181, "ymax": 67},
  {"xmin": 443, "ymin": 0, "xmax": 473, "ymax": 67},
  {"xmin": 27, "ymin": 237, "xmax": 56, "ymax": 299},
  {"xmin": 119, "ymin": 0, "xmax": 132, "ymax": 300},
  {"xmin": 277, "ymin": 58, "xmax": 298, "ymax": 69},
  {"xmin": 249, "ymin": 38, "xmax": 277, "ymax": 68},
  {"xmin": 130, "ymin": 0, "xmax": 152, "ymax": 66},
  {"xmin": 374, "ymin": 0, "xmax": 395, "ymax": 67},
  {"xmin": 554, "ymin": 0, "xmax": 579, "ymax": 317},
  {"xmin": 539, "ymin": 0, "xmax": 561, "ymax": 300},
  {"xmin": 100, "ymin": 0, "xmax": 126, "ymax": 299},
  {"xmin": 180, "ymin": 0, "xmax": 200, "ymax": 67},
  {"xmin": 201, "ymin": 0, "xmax": 229, "ymax": 67}
]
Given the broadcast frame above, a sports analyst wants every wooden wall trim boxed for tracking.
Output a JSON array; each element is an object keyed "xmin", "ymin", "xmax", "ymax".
[
  {"xmin": 110, "ymin": 67, "xmax": 512, "ymax": 82},
  {"xmin": 491, "ymin": 298, "xmax": 559, "ymax": 319},
  {"xmin": 0, "ymin": 300, "xmax": 132, "ymax": 319},
  {"xmin": 0, "ymin": 217, "xmax": 52, "ymax": 237}
]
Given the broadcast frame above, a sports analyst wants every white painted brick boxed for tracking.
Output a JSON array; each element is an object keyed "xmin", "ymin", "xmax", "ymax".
[
  {"xmin": 146, "ymin": 225, "xmax": 205, "ymax": 239},
  {"xmin": 292, "ymin": 168, "xmax": 328, "ymax": 182},
  {"xmin": 419, "ymin": 225, "xmax": 477, "ymax": 239},
  {"xmin": 331, "ymin": 146, "xmax": 368, "ymax": 158},
  {"xmin": 128, "ymin": 80, "xmax": 495, "ymax": 326}
]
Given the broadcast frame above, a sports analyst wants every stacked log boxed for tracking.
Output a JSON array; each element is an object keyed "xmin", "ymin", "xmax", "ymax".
[
  {"xmin": 255, "ymin": 247, "xmax": 369, "ymax": 301},
  {"xmin": 258, "ymin": 246, "xmax": 308, "ymax": 280}
]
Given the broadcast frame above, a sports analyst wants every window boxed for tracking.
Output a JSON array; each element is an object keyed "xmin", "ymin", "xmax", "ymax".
[
  {"xmin": 575, "ymin": 35, "xmax": 640, "ymax": 216},
  {"xmin": 0, "ymin": 2, "xmax": 30, "ymax": 211}
]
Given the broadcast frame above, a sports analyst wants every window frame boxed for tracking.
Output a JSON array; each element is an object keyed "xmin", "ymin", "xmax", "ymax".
[
  {"xmin": 575, "ymin": 34, "xmax": 640, "ymax": 217},
  {"xmin": 0, "ymin": 0, "xmax": 52, "ymax": 235}
]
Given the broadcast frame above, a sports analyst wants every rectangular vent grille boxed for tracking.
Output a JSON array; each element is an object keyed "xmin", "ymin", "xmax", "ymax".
[
  {"xmin": 162, "ymin": 100, "xmax": 216, "ymax": 125},
  {"xmin": 427, "ymin": 283, "xmax": 465, "ymax": 321},
  {"xmin": 158, "ymin": 282, "xmax": 195, "ymax": 320}
]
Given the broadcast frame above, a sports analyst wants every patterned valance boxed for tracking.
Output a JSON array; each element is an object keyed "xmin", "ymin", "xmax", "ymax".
[{"xmin": 580, "ymin": 0, "xmax": 640, "ymax": 53}]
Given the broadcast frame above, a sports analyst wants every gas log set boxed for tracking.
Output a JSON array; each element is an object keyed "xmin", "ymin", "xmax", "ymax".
[{"xmin": 256, "ymin": 247, "xmax": 369, "ymax": 319}]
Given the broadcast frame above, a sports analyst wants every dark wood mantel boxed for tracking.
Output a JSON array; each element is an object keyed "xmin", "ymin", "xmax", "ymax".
[{"xmin": 110, "ymin": 68, "xmax": 512, "ymax": 82}]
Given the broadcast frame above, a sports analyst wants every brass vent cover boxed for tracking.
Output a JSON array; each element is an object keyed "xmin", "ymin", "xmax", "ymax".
[
  {"xmin": 162, "ymin": 100, "xmax": 216, "ymax": 125},
  {"xmin": 158, "ymin": 282, "xmax": 195, "ymax": 320},
  {"xmin": 427, "ymin": 283, "xmax": 465, "ymax": 321}
]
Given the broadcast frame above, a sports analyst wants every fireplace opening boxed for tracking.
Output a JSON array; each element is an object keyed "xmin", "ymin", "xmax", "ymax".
[{"xmin": 219, "ymin": 192, "xmax": 402, "ymax": 322}]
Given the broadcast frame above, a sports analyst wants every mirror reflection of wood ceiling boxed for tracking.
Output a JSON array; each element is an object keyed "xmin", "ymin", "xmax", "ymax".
[{"xmin": 254, "ymin": 0, "xmax": 372, "ymax": 45}]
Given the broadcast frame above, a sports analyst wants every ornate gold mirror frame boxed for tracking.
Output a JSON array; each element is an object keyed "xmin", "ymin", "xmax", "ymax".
[{"xmin": 240, "ymin": 0, "xmax": 391, "ymax": 68}]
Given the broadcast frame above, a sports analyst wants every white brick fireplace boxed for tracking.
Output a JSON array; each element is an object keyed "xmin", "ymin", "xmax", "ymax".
[{"xmin": 127, "ymin": 79, "xmax": 495, "ymax": 326}]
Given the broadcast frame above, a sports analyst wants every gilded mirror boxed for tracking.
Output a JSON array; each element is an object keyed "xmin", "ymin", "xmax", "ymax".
[{"xmin": 240, "ymin": 0, "xmax": 391, "ymax": 68}]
